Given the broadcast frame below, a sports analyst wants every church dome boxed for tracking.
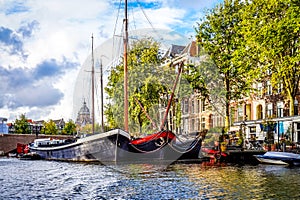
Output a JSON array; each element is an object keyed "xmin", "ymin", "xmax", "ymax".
[
  {"xmin": 79, "ymin": 101, "xmax": 90, "ymax": 115},
  {"xmin": 76, "ymin": 100, "xmax": 92, "ymax": 125}
]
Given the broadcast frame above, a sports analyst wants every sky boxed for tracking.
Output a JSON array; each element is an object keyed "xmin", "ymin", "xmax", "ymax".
[{"xmin": 0, "ymin": 0, "xmax": 223, "ymax": 123}]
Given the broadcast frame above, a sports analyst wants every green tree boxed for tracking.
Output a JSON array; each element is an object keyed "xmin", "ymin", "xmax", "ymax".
[
  {"xmin": 241, "ymin": 0, "xmax": 300, "ymax": 116},
  {"xmin": 41, "ymin": 120, "xmax": 58, "ymax": 135},
  {"xmin": 81, "ymin": 124, "xmax": 92, "ymax": 134},
  {"xmin": 195, "ymin": 0, "xmax": 252, "ymax": 129},
  {"xmin": 186, "ymin": 58, "xmax": 227, "ymax": 119},
  {"xmin": 63, "ymin": 119, "xmax": 76, "ymax": 135},
  {"xmin": 94, "ymin": 123, "xmax": 103, "ymax": 133},
  {"xmin": 105, "ymin": 38, "xmax": 166, "ymax": 134},
  {"xmin": 14, "ymin": 114, "xmax": 31, "ymax": 134},
  {"xmin": 183, "ymin": 64, "xmax": 209, "ymax": 99}
]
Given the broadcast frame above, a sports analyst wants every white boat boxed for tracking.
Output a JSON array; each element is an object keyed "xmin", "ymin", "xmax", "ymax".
[{"xmin": 254, "ymin": 151, "xmax": 300, "ymax": 166}]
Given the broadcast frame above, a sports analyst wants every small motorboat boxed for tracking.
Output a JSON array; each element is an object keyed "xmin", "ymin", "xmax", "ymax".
[
  {"xmin": 200, "ymin": 146, "xmax": 228, "ymax": 163},
  {"xmin": 254, "ymin": 151, "xmax": 300, "ymax": 166}
]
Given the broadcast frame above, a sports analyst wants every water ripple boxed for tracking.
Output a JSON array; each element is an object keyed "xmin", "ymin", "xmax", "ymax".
[{"xmin": 1, "ymin": 158, "xmax": 300, "ymax": 199}]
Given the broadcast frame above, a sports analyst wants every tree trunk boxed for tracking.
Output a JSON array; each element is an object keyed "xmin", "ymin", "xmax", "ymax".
[
  {"xmin": 224, "ymin": 73, "xmax": 230, "ymax": 131},
  {"xmin": 289, "ymin": 96, "xmax": 295, "ymax": 116}
]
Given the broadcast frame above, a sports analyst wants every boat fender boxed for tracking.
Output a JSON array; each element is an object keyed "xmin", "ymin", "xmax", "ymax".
[{"xmin": 155, "ymin": 137, "xmax": 165, "ymax": 147}]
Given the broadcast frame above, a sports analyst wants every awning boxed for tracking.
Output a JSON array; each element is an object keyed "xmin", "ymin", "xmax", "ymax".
[{"xmin": 260, "ymin": 123, "xmax": 277, "ymax": 132}]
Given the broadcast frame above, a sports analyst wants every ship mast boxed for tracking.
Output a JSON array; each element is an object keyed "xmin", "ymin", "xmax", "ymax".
[
  {"xmin": 124, "ymin": 0, "xmax": 129, "ymax": 132},
  {"xmin": 91, "ymin": 34, "xmax": 95, "ymax": 134},
  {"xmin": 100, "ymin": 59, "xmax": 104, "ymax": 133}
]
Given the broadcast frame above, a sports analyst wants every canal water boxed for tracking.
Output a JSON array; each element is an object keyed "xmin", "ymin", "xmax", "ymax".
[{"xmin": 1, "ymin": 158, "xmax": 300, "ymax": 199}]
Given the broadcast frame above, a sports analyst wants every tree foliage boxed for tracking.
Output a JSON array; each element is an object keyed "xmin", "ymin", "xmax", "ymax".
[
  {"xmin": 14, "ymin": 114, "xmax": 31, "ymax": 134},
  {"xmin": 195, "ymin": 0, "xmax": 252, "ymax": 129},
  {"xmin": 63, "ymin": 119, "xmax": 76, "ymax": 135},
  {"xmin": 195, "ymin": 0, "xmax": 300, "ymax": 126},
  {"xmin": 183, "ymin": 64, "xmax": 209, "ymax": 99},
  {"xmin": 41, "ymin": 120, "xmax": 58, "ymax": 135},
  {"xmin": 79, "ymin": 123, "xmax": 103, "ymax": 134},
  {"xmin": 81, "ymin": 124, "xmax": 92, "ymax": 134},
  {"xmin": 241, "ymin": 0, "xmax": 300, "ymax": 115},
  {"xmin": 105, "ymin": 38, "xmax": 189, "ymax": 134},
  {"xmin": 105, "ymin": 38, "xmax": 164, "ymax": 134}
]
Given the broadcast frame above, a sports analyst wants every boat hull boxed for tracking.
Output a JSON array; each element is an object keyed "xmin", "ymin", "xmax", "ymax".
[
  {"xmin": 175, "ymin": 138, "xmax": 203, "ymax": 160},
  {"xmin": 121, "ymin": 136, "xmax": 203, "ymax": 164},
  {"xmin": 255, "ymin": 157, "xmax": 289, "ymax": 165},
  {"xmin": 254, "ymin": 151, "xmax": 300, "ymax": 166},
  {"xmin": 29, "ymin": 129, "xmax": 131, "ymax": 163},
  {"xmin": 29, "ymin": 129, "xmax": 204, "ymax": 164}
]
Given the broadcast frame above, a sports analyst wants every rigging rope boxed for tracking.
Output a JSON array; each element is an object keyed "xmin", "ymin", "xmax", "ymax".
[
  {"xmin": 129, "ymin": 141, "xmax": 168, "ymax": 153},
  {"xmin": 135, "ymin": 0, "xmax": 169, "ymax": 50},
  {"xmin": 111, "ymin": 0, "xmax": 124, "ymax": 72},
  {"xmin": 129, "ymin": 131, "xmax": 173, "ymax": 153},
  {"xmin": 113, "ymin": 0, "xmax": 122, "ymax": 40}
]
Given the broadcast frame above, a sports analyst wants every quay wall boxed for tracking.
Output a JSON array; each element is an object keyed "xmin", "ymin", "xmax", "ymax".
[{"xmin": 0, "ymin": 134, "xmax": 73, "ymax": 155}]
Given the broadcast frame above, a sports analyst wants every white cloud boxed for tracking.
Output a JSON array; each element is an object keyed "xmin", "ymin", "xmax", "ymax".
[{"xmin": 130, "ymin": 7, "xmax": 186, "ymax": 30}]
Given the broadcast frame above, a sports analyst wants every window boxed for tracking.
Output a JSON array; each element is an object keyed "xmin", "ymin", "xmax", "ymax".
[
  {"xmin": 267, "ymin": 81, "xmax": 272, "ymax": 95},
  {"xmin": 295, "ymin": 100, "xmax": 299, "ymax": 116},
  {"xmin": 257, "ymin": 83, "xmax": 263, "ymax": 98},
  {"xmin": 183, "ymin": 99, "xmax": 189, "ymax": 114},
  {"xmin": 196, "ymin": 99, "xmax": 200, "ymax": 113},
  {"xmin": 183, "ymin": 118, "xmax": 188, "ymax": 134},
  {"xmin": 191, "ymin": 100, "xmax": 195, "ymax": 114},
  {"xmin": 201, "ymin": 99, "xmax": 205, "ymax": 112},
  {"xmin": 277, "ymin": 102, "xmax": 284, "ymax": 118},
  {"xmin": 246, "ymin": 104, "xmax": 251, "ymax": 120},
  {"xmin": 191, "ymin": 119, "xmax": 195, "ymax": 131},
  {"xmin": 257, "ymin": 105, "xmax": 263, "ymax": 119},
  {"xmin": 267, "ymin": 103, "xmax": 273, "ymax": 117},
  {"xmin": 237, "ymin": 105, "xmax": 243, "ymax": 121},
  {"xmin": 249, "ymin": 126, "xmax": 256, "ymax": 133},
  {"xmin": 201, "ymin": 117, "xmax": 206, "ymax": 130},
  {"xmin": 212, "ymin": 115, "xmax": 223, "ymax": 128},
  {"xmin": 212, "ymin": 114, "xmax": 218, "ymax": 128}
]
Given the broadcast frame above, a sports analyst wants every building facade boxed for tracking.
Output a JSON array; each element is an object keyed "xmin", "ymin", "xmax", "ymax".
[
  {"xmin": 6, "ymin": 118, "xmax": 65, "ymax": 135},
  {"xmin": 231, "ymin": 81, "xmax": 300, "ymax": 144},
  {"xmin": 159, "ymin": 41, "xmax": 224, "ymax": 135},
  {"xmin": 159, "ymin": 40, "xmax": 300, "ymax": 146}
]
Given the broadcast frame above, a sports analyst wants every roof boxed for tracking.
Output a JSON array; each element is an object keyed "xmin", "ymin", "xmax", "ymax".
[{"xmin": 78, "ymin": 100, "xmax": 90, "ymax": 115}]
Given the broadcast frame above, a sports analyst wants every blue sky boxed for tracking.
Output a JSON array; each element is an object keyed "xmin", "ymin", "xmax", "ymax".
[{"xmin": 0, "ymin": 0, "xmax": 223, "ymax": 122}]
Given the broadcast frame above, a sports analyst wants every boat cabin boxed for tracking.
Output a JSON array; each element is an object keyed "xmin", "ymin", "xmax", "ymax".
[{"xmin": 32, "ymin": 138, "xmax": 68, "ymax": 147}]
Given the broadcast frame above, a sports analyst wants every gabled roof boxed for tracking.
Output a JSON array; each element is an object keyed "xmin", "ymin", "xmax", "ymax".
[
  {"xmin": 52, "ymin": 118, "xmax": 65, "ymax": 125},
  {"xmin": 162, "ymin": 41, "xmax": 199, "ymax": 60},
  {"xmin": 181, "ymin": 41, "xmax": 198, "ymax": 57}
]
